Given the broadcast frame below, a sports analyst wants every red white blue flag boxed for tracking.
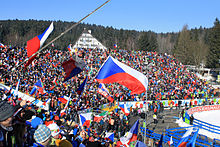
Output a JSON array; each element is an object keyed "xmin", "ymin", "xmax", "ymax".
[
  {"xmin": 105, "ymin": 132, "xmax": 114, "ymax": 142},
  {"xmin": 118, "ymin": 120, "xmax": 139, "ymax": 146},
  {"xmin": 95, "ymin": 56, "xmax": 148, "ymax": 95},
  {"xmin": 13, "ymin": 79, "xmax": 20, "ymax": 97},
  {"xmin": 168, "ymin": 136, "xmax": 173, "ymax": 146},
  {"xmin": 62, "ymin": 57, "xmax": 86, "ymax": 82},
  {"xmin": 0, "ymin": 43, "xmax": 5, "ymax": 48},
  {"xmin": 34, "ymin": 79, "xmax": 45, "ymax": 94},
  {"xmin": 77, "ymin": 76, "xmax": 88, "ymax": 96},
  {"xmin": 67, "ymin": 44, "xmax": 72, "ymax": 53},
  {"xmin": 185, "ymin": 127, "xmax": 199, "ymax": 147},
  {"xmin": 119, "ymin": 103, "xmax": 130, "ymax": 116},
  {"xmin": 97, "ymin": 83, "xmax": 114, "ymax": 103},
  {"xmin": 79, "ymin": 112, "xmax": 92, "ymax": 128},
  {"xmin": 29, "ymin": 79, "xmax": 45, "ymax": 96},
  {"xmin": 25, "ymin": 22, "xmax": 54, "ymax": 67},
  {"xmin": 176, "ymin": 127, "xmax": 194, "ymax": 147},
  {"xmin": 58, "ymin": 96, "xmax": 72, "ymax": 104}
]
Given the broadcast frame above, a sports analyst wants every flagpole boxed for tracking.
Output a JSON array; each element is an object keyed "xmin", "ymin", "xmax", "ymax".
[
  {"xmin": 5, "ymin": 0, "xmax": 111, "ymax": 76},
  {"xmin": 144, "ymin": 90, "xmax": 147, "ymax": 144},
  {"xmin": 144, "ymin": 63, "xmax": 152, "ymax": 145}
]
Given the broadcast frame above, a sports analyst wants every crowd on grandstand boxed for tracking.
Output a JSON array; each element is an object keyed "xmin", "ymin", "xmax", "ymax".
[{"xmin": 0, "ymin": 45, "xmax": 219, "ymax": 146}]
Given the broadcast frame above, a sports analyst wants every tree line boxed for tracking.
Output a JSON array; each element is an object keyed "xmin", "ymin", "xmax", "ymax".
[{"xmin": 0, "ymin": 19, "xmax": 219, "ymax": 68}]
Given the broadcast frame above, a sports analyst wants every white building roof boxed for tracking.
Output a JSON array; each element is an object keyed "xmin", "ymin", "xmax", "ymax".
[{"xmin": 72, "ymin": 28, "xmax": 107, "ymax": 50}]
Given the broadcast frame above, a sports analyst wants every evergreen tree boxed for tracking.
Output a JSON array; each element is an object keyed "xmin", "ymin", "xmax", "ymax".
[
  {"xmin": 137, "ymin": 31, "xmax": 158, "ymax": 51},
  {"xmin": 207, "ymin": 18, "xmax": 220, "ymax": 68},
  {"xmin": 173, "ymin": 25, "xmax": 194, "ymax": 65}
]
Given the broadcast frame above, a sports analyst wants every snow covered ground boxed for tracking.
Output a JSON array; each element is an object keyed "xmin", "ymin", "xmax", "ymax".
[
  {"xmin": 193, "ymin": 110, "xmax": 220, "ymax": 126},
  {"xmin": 176, "ymin": 110, "xmax": 220, "ymax": 139}
]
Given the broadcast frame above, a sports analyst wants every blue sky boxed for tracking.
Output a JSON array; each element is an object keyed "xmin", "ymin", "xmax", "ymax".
[{"xmin": 1, "ymin": 0, "xmax": 220, "ymax": 33}]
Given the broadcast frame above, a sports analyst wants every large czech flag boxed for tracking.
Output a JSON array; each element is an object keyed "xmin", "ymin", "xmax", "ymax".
[
  {"xmin": 79, "ymin": 112, "xmax": 92, "ymax": 128},
  {"xmin": 25, "ymin": 22, "xmax": 54, "ymax": 67},
  {"xmin": 95, "ymin": 56, "xmax": 148, "ymax": 95}
]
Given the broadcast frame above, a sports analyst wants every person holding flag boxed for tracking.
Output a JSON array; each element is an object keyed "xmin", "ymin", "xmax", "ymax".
[
  {"xmin": 117, "ymin": 120, "xmax": 139, "ymax": 146},
  {"xmin": 67, "ymin": 44, "xmax": 72, "ymax": 55},
  {"xmin": 97, "ymin": 83, "xmax": 114, "ymax": 103},
  {"xmin": 176, "ymin": 127, "xmax": 199, "ymax": 147}
]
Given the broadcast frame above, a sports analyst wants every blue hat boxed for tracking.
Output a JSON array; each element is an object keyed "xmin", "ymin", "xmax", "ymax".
[
  {"xmin": 34, "ymin": 124, "xmax": 51, "ymax": 143},
  {"xmin": 31, "ymin": 117, "xmax": 43, "ymax": 129}
]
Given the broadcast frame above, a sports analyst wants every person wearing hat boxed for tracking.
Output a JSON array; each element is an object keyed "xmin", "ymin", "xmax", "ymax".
[
  {"xmin": 33, "ymin": 124, "xmax": 52, "ymax": 147},
  {"xmin": 0, "ymin": 100, "xmax": 19, "ymax": 146},
  {"xmin": 47, "ymin": 123, "xmax": 61, "ymax": 146},
  {"xmin": 56, "ymin": 139, "xmax": 73, "ymax": 147}
]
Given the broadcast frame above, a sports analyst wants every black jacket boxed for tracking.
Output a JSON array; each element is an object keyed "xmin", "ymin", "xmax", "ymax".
[{"xmin": 0, "ymin": 125, "xmax": 15, "ymax": 147}]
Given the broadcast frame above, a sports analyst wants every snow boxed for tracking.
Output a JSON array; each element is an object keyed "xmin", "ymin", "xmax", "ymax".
[
  {"xmin": 176, "ymin": 110, "xmax": 220, "ymax": 139},
  {"xmin": 193, "ymin": 110, "xmax": 220, "ymax": 126}
]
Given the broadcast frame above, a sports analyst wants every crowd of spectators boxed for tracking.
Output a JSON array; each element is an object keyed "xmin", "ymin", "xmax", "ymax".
[{"xmin": 0, "ymin": 45, "xmax": 218, "ymax": 146}]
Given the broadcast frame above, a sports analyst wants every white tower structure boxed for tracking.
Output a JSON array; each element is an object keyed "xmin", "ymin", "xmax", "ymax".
[{"xmin": 72, "ymin": 28, "xmax": 107, "ymax": 50}]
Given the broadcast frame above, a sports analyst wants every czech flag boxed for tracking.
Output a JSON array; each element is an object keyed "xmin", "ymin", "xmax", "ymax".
[
  {"xmin": 118, "ymin": 120, "xmax": 139, "ymax": 146},
  {"xmin": 60, "ymin": 109, "xmax": 66, "ymax": 117},
  {"xmin": 119, "ymin": 104, "xmax": 130, "ymax": 116},
  {"xmin": 35, "ymin": 79, "xmax": 45, "ymax": 94},
  {"xmin": 105, "ymin": 132, "xmax": 114, "ymax": 142},
  {"xmin": 186, "ymin": 127, "xmax": 199, "ymax": 147},
  {"xmin": 113, "ymin": 44, "xmax": 117, "ymax": 48},
  {"xmin": 62, "ymin": 57, "xmax": 86, "ymax": 82},
  {"xmin": 42, "ymin": 98, "xmax": 51, "ymax": 106},
  {"xmin": 95, "ymin": 56, "xmax": 148, "ymax": 95},
  {"xmin": 60, "ymin": 95, "xmax": 71, "ymax": 117},
  {"xmin": 94, "ymin": 111, "xmax": 107, "ymax": 123},
  {"xmin": 97, "ymin": 83, "xmax": 114, "ymax": 103},
  {"xmin": 58, "ymin": 96, "xmax": 71, "ymax": 104},
  {"xmin": 79, "ymin": 112, "xmax": 92, "ymax": 128},
  {"xmin": 77, "ymin": 76, "xmax": 88, "ymax": 96},
  {"xmin": 168, "ymin": 136, "xmax": 173, "ymax": 146},
  {"xmin": 0, "ymin": 43, "xmax": 5, "ymax": 48},
  {"xmin": 13, "ymin": 79, "xmax": 20, "ymax": 97},
  {"xmin": 25, "ymin": 22, "xmax": 54, "ymax": 67},
  {"xmin": 176, "ymin": 127, "xmax": 194, "ymax": 147},
  {"xmin": 67, "ymin": 44, "xmax": 72, "ymax": 53},
  {"xmin": 94, "ymin": 115, "xmax": 104, "ymax": 123}
]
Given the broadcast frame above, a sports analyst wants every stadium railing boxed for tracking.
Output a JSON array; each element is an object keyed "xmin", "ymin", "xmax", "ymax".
[{"xmin": 193, "ymin": 118, "xmax": 220, "ymax": 135}]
